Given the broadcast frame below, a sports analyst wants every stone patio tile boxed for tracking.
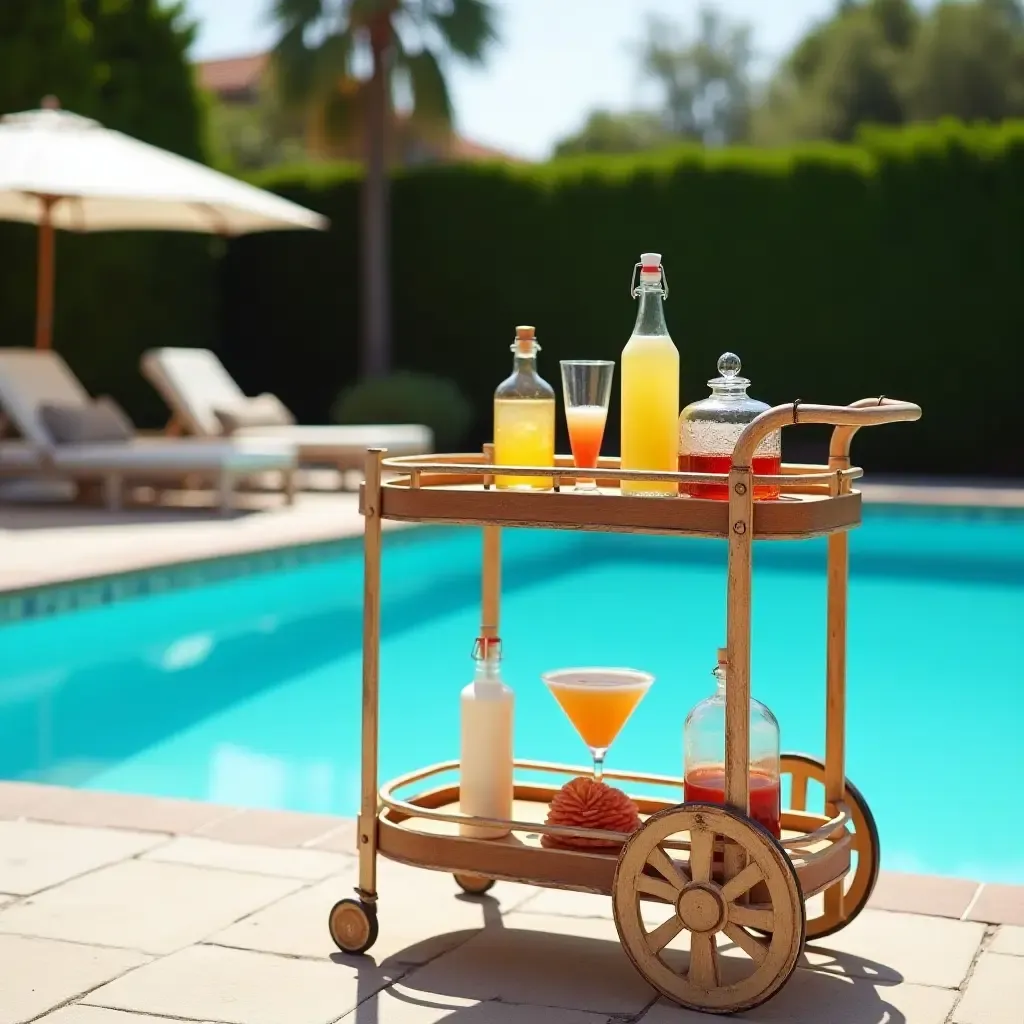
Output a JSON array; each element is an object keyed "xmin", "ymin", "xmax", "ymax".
[
  {"xmin": 214, "ymin": 858, "xmax": 534, "ymax": 966},
  {"xmin": 953, "ymin": 952, "xmax": 1024, "ymax": 1024},
  {"xmin": 868, "ymin": 870, "xmax": 980, "ymax": 919},
  {"xmin": 518, "ymin": 885, "xmax": 669, "ymax": 925},
  {"xmin": 350, "ymin": 984, "xmax": 613, "ymax": 1023},
  {"xmin": 304, "ymin": 820, "xmax": 358, "ymax": 854},
  {"xmin": 402, "ymin": 911, "xmax": 655, "ymax": 1016},
  {"xmin": 38, "ymin": 1008, "xmax": 217, "ymax": 1023},
  {"xmin": 0, "ymin": 857, "xmax": 302, "ymax": 954},
  {"xmin": 0, "ymin": 780, "xmax": 54, "ymax": 820},
  {"xmin": 28, "ymin": 788, "xmax": 235, "ymax": 835},
  {"xmin": 990, "ymin": 925, "xmax": 1024, "ymax": 956},
  {"xmin": 0, "ymin": 933, "xmax": 149, "ymax": 1024},
  {"xmin": 0, "ymin": 820, "xmax": 161, "ymax": 896},
  {"xmin": 195, "ymin": 808, "xmax": 344, "ymax": 848},
  {"xmin": 967, "ymin": 883, "xmax": 1024, "ymax": 925},
  {"xmin": 83, "ymin": 943, "xmax": 392, "ymax": 1024},
  {"xmin": 141, "ymin": 835, "xmax": 350, "ymax": 881},
  {"xmin": 637, "ymin": 972, "xmax": 957, "ymax": 1023},
  {"xmin": 801, "ymin": 908, "xmax": 985, "ymax": 988}
]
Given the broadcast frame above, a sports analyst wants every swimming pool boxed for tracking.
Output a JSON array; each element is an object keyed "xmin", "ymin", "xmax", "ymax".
[{"xmin": 1, "ymin": 509, "xmax": 1022, "ymax": 883}]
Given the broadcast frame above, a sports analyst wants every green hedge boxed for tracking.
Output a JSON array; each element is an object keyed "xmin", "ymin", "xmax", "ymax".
[
  {"xmin": 3, "ymin": 122, "xmax": 1021, "ymax": 476},
  {"xmin": 221, "ymin": 122, "xmax": 1024, "ymax": 477}
]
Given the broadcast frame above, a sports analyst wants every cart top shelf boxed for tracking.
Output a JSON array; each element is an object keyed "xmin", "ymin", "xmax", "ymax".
[
  {"xmin": 368, "ymin": 461, "xmax": 860, "ymax": 539},
  {"xmin": 360, "ymin": 398, "xmax": 921, "ymax": 541}
]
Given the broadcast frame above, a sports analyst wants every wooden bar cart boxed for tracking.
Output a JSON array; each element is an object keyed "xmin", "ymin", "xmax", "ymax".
[{"xmin": 329, "ymin": 397, "xmax": 921, "ymax": 1015}]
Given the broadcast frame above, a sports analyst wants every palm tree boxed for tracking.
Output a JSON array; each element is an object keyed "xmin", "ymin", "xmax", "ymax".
[{"xmin": 272, "ymin": 0, "xmax": 498, "ymax": 378}]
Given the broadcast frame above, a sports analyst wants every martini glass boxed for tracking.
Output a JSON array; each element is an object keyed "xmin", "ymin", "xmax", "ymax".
[{"xmin": 542, "ymin": 668, "xmax": 654, "ymax": 782}]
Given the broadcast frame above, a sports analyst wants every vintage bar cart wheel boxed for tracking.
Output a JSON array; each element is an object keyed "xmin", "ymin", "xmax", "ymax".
[
  {"xmin": 612, "ymin": 803, "xmax": 805, "ymax": 1015},
  {"xmin": 781, "ymin": 752, "xmax": 880, "ymax": 939},
  {"xmin": 453, "ymin": 872, "xmax": 496, "ymax": 895},
  {"xmin": 328, "ymin": 898, "xmax": 379, "ymax": 956}
]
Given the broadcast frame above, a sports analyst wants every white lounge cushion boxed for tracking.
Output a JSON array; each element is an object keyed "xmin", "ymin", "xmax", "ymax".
[
  {"xmin": 231, "ymin": 423, "xmax": 433, "ymax": 457},
  {"xmin": 39, "ymin": 396, "xmax": 134, "ymax": 445},
  {"xmin": 50, "ymin": 437, "xmax": 295, "ymax": 473},
  {"xmin": 0, "ymin": 348, "xmax": 93, "ymax": 447},
  {"xmin": 214, "ymin": 393, "xmax": 295, "ymax": 433}
]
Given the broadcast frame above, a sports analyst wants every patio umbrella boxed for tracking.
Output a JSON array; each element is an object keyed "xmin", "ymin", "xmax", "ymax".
[{"xmin": 0, "ymin": 97, "xmax": 328, "ymax": 349}]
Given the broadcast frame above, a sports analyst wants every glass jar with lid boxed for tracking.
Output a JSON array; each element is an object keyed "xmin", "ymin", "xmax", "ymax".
[
  {"xmin": 677, "ymin": 352, "xmax": 781, "ymax": 500},
  {"xmin": 683, "ymin": 647, "xmax": 781, "ymax": 838}
]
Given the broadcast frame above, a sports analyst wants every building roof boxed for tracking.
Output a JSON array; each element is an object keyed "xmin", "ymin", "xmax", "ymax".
[{"xmin": 196, "ymin": 53, "xmax": 269, "ymax": 95}]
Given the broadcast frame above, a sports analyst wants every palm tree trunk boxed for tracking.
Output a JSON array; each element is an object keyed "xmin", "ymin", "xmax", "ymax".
[{"xmin": 361, "ymin": 13, "xmax": 393, "ymax": 378}]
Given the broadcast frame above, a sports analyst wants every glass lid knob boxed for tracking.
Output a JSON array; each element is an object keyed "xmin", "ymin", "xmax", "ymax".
[{"xmin": 717, "ymin": 352, "xmax": 741, "ymax": 379}]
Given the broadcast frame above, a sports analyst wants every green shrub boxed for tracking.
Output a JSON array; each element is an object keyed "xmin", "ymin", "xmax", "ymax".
[
  {"xmin": 222, "ymin": 125, "xmax": 1024, "ymax": 477},
  {"xmin": 331, "ymin": 372, "xmax": 473, "ymax": 451}
]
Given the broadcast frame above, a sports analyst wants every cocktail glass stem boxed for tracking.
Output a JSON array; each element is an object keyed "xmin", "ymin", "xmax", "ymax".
[{"xmin": 591, "ymin": 747, "xmax": 607, "ymax": 782}]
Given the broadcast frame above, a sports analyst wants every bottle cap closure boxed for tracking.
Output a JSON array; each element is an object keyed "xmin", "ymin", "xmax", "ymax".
[
  {"xmin": 473, "ymin": 636, "xmax": 502, "ymax": 660},
  {"xmin": 640, "ymin": 252, "xmax": 662, "ymax": 274},
  {"xmin": 514, "ymin": 325, "xmax": 537, "ymax": 355}
]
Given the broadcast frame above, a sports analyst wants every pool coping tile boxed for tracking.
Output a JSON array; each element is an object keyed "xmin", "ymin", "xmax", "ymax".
[
  {"xmin": 193, "ymin": 808, "xmax": 350, "ymax": 849},
  {"xmin": 868, "ymin": 870, "xmax": 981, "ymax": 920},
  {"xmin": 966, "ymin": 883, "xmax": 1024, "ymax": 926},
  {"xmin": 20, "ymin": 788, "xmax": 238, "ymax": 836}
]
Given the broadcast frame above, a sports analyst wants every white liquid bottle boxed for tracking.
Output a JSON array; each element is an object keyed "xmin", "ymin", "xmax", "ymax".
[{"xmin": 459, "ymin": 636, "xmax": 514, "ymax": 839}]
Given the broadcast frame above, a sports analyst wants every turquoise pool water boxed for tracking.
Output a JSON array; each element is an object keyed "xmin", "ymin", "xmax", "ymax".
[{"xmin": 1, "ymin": 510, "xmax": 1022, "ymax": 883}]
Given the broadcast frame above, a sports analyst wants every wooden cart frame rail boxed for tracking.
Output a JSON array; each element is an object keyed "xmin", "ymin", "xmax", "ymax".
[{"xmin": 330, "ymin": 396, "xmax": 920, "ymax": 1016}]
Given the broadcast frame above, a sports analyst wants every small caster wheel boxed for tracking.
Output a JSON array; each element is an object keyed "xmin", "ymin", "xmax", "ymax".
[
  {"xmin": 454, "ymin": 872, "xmax": 495, "ymax": 895},
  {"xmin": 613, "ymin": 802, "xmax": 804, "ymax": 1015},
  {"xmin": 328, "ymin": 898, "xmax": 378, "ymax": 955},
  {"xmin": 780, "ymin": 752, "xmax": 880, "ymax": 939}
]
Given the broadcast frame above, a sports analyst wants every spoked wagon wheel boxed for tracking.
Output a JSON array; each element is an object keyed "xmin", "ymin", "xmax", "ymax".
[
  {"xmin": 453, "ymin": 872, "xmax": 495, "ymax": 895},
  {"xmin": 612, "ymin": 803, "xmax": 805, "ymax": 1015},
  {"xmin": 782, "ymin": 752, "xmax": 880, "ymax": 939},
  {"xmin": 328, "ymin": 898, "xmax": 379, "ymax": 956}
]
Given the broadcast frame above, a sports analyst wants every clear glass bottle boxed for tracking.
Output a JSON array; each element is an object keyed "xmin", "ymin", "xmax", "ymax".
[
  {"xmin": 494, "ymin": 325, "xmax": 555, "ymax": 490},
  {"xmin": 683, "ymin": 647, "xmax": 781, "ymax": 837},
  {"xmin": 620, "ymin": 253, "xmax": 680, "ymax": 496},
  {"xmin": 677, "ymin": 352, "xmax": 781, "ymax": 500}
]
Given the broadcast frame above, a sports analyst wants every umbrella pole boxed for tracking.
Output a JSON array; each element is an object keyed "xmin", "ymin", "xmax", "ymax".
[{"xmin": 35, "ymin": 196, "xmax": 57, "ymax": 350}]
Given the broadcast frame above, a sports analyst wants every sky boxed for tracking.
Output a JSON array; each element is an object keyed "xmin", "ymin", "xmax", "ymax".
[{"xmin": 184, "ymin": 0, "xmax": 840, "ymax": 160}]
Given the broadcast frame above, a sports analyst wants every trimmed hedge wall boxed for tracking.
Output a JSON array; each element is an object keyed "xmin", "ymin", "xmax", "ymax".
[
  {"xmin": 2, "ymin": 122, "xmax": 1021, "ymax": 476},
  {"xmin": 222, "ymin": 122, "xmax": 1024, "ymax": 477}
]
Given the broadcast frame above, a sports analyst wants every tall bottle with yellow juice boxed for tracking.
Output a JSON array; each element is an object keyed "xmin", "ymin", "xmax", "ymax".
[
  {"xmin": 620, "ymin": 253, "xmax": 680, "ymax": 496},
  {"xmin": 494, "ymin": 326, "xmax": 555, "ymax": 490}
]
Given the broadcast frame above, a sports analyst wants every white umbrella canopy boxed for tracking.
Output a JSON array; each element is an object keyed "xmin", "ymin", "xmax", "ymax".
[{"xmin": 0, "ymin": 98, "xmax": 328, "ymax": 348}]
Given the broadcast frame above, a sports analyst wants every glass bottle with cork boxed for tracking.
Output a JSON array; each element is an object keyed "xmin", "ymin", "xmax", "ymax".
[
  {"xmin": 620, "ymin": 253, "xmax": 680, "ymax": 496},
  {"xmin": 677, "ymin": 352, "xmax": 781, "ymax": 500},
  {"xmin": 494, "ymin": 325, "xmax": 556, "ymax": 490},
  {"xmin": 683, "ymin": 647, "xmax": 781, "ymax": 837}
]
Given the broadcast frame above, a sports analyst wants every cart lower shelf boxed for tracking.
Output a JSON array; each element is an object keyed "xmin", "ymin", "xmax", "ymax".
[{"xmin": 378, "ymin": 769, "xmax": 851, "ymax": 907}]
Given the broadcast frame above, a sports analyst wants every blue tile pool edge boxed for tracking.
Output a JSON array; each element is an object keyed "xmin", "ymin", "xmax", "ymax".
[{"xmin": 0, "ymin": 538, "xmax": 359, "ymax": 625}]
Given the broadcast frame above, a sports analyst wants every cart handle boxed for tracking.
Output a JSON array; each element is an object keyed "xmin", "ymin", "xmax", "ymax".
[{"xmin": 732, "ymin": 398, "xmax": 922, "ymax": 470}]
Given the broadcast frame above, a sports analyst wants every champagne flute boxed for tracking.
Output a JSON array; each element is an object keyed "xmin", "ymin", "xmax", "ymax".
[{"xmin": 559, "ymin": 360, "xmax": 615, "ymax": 492}]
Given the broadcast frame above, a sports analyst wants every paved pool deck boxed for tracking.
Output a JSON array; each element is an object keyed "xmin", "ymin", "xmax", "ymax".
[{"xmin": 0, "ymin": 781, "xmax": 1021, "ymax": 1024}]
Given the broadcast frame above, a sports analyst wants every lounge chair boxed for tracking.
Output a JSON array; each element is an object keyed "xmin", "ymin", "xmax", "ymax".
[
  {"xmin": 0, "ymin": 348, "xmax": 297, "ymax": 513},
  {"xmin": 140, "ymin": 347, "xmax": 434, "ymax": 483}
]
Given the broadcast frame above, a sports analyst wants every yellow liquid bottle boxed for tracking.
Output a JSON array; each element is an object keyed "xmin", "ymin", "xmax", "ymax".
[
  {"xmin": 494, "ymin": 326, "xmax": 555, "ymax": 490},
  {"xmin": 620, "ymin": 253, "xmax": 679, "ymax": 496}
]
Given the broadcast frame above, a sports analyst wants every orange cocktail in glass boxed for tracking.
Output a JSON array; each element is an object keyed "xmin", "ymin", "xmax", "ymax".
[
  {"xmin": 559, "ymin": 360, "xmax": 615, "ymax": 491},
  {"xmin": 542, "ymin": 668, "xmax": 654, "ymax": 781}
]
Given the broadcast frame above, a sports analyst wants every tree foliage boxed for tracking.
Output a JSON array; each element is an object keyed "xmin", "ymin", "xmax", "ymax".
[
  {"xmin": 756, "ymin": 0, "xmax": 1024, "ymax": 143},
  {"xmin": 553, "ymin": 5, "xmax": 754, "ymax": 157},
  {"xmin": 271, "ymin": 0, "xmax": 499, "ymax": 152}
]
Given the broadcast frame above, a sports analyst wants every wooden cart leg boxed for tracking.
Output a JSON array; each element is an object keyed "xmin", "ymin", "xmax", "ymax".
[
  {"xmin": 724, "ymin": 463, "xmax": 755, "ymax": 885},
  {"xmin": 329, "ymin": 448, "xmax": 386, "ymax": 957},
  {"xmin": 823, "ymin": 461, "xmax": 850, "ymax": 924},
  {"xmin": 481, "ymin": 445, "xmax": 501, "ymax": 641}
]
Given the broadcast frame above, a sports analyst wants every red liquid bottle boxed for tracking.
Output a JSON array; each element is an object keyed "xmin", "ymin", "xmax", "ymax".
[
  {"xmin": 677, "ymin": 353, "xmax": 782, "ymax": 500},
  {"xmin": 683, "ymin": 648, "xmax": 781, "ymax": 838}
]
